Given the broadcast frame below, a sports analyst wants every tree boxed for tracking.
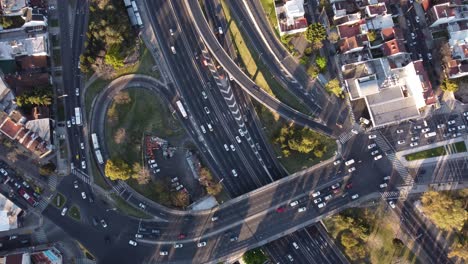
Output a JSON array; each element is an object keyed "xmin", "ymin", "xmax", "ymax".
[
  {"xmin": 39, "ymin": 162, "xmax": 56, "ymax": 176},
  {"xmin": 392, "ymin": 238, "xmax": 404, "ymax": 251},
  {"xmin": 328, "ymin": 31, "xmax": 340, "ymax": 43},
  {"xmin": 421, "ymin": 191, "xmax": 467, "ymax": 231},
  {"xmin": 113, "ymin": 91, "xmax": 131, "ymax": 104},
  {"xmin": 199, "ymin": 167, "xmax": 223, "ymax": 196},
  {"xmin": 305, "ymin": 23, "xmax": 326, "ymax": 44},
  {"xmin": 346, "ymin": 244, "xmax": 367, "ymax": 261},
  {"xmin": 325, "ymin": 79, "xmax": 344, "ymax": 98},
  {"xmin": 440, "ymin": 79, "xmax": 459, "ymax": 93},
  {"xmin": 0, "ymin": 16, "xmax": 25, "ymax": 29},
  {"xmin": 206, "ymin": 182, "xmax": 223, "ymax": 196},
  {"xmin": 449, "ymin": 238, "xmax": 468, "ymax": 261},
  {"xmin": 312, "ymin": 40, "xmax": 324, "ymax": 50},
  {"xmin": 170, "ymin": 191, "xmax": 190, "ymax": 207},
  {"xmin": 440, "ymin": 42, "xmax": 452, "ymax": 65},
  {"xmin": 299, "ymin": 56, "xmax": 310, "ymax": 66},
  {"xmin": 315, "ymin": 56, "xmax": 327, "ymax": 71},
  {"xmin": 304, "ymin": 47, "xmax": 313, "ymax": 56},
  {"xmin": 132, "ymin": 163, "xmax": 151, "ymax": 185},
  {"xmin": 114, "ymin": 128, "xmax": 126, "ymax": 144},
  {"xmin": 104, "ymin": 44, "xmax": 125, "ymax": 69},
  {"xmin": 243, "ymin": 249, "xmax": 268, "ymax": 264},
  {"xmin": 307, "ymin": 64, "xmax": 319, "ymax": 78},
  {"xmin": 367, "ymin": 30, "xmax": 377, "ymax": 42},
  {"xmin": 104, "ymin": 158, "xmax": 132, "ymax": 181},
  {"xmin": 341, "ymin": 232, "xmax": 359, "ymax": 248}
]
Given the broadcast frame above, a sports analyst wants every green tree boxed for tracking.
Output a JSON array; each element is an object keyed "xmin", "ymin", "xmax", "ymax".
[
  {"xmin": 325, "ymin": 79, "xmax": 344, "ymax": 98},
  {"xmin": 440, "ymin": 79, "xmax": 459, "ymax": 92},
  {"xmin": 346, "ymin": 244, "xmax": 367, "ymax": 261},
  {"xmin": 105, "ymin": 158, "xmax": 132, "ymax": 181},
  {"xmin": 328, "ymin": 31, "xmax": 340, "ymax": 43},
  {"xmin": 299, "ymin": 56, "xmax": 310, "ymax": 66},
  {"xmin": 113, "ymin": 91, "xmax": 131, "ymax": 105},
  {"xmin": 341, "ymin": 232, "xmax": 359, "ymax": 248},
  {"xmin": 421, "ymin": 191, "xmax": 467, "ymax": 231},
  {"xmin": 449, "ymin": 237, "xmax": 468, "ymax": 261},
  {"xmin": 305, "ymin": 23, "xmax": 326, "ymax": 44},
  {"xmin": 39, "ymin": 162, "xmax": 56, "ymax": 176},
  {"xmin": 243, "ymin": 248, "xmax": 268, "ymax": 264},
  {"xmin": 316, "ymin": 56, "xmax": 327, "ymax": 71},
  {"xmin": 367, "ymin": 30, "xmax": 377, "ymax": 42},
  {"xmin": 307, "ymin": 64, "xmax": 319, "ymax": 78},
  {"xmin": 304, "ymin": 47, "xmax": 313, "ymax": 56},
  {"xmin": 105, "ymin": 44, "xmax": 125, "ymax": 69},
  {"xmin": 170, "ymin": 191, "xmax": 190, "ymax": 207},
  {"xmin": 0, "ymin": 16, "xmax": 25, "ymax": 29}
]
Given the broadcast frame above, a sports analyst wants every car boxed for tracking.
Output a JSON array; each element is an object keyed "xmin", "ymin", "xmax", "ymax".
[
  {"xmin": 368, "ymin": 134, "xmax": 377, "ymax": 139},
  {"xmin": 379, "ymin": 183, "xmax": 388, "ymax": 188},
  {"xmin": 333, "ymin": 160, "xmax": 341, "ymax": 166},
  {"xmin": 410, "ymin": 142, "xmax": 418, "ymax": 147},
  {"xmin": 174, "ymin": 243, "xmax": 183, "ymax": 248},
  {"xmin": 448, "ymin": 127, "xmax": 457, "ymax": 132},
  {"xmin": 67, "ymin": 121, "xmax": 71, "ymax": 128},
  {"xmin": 71, "ymin": 117, "xmax": 76, "ymax": 125},
  {"xmin": 464, "ymin": 112, "xmax": 468, "ymax": 117},
  {"xmin": 437, "ymin": 124, "xmax": 445, "ymax": 129},
  {"xmin": 411, "ymin": 32, "xmax": 416, "ymax": 39},
  {"xmin": 128, "ymin": 240, "xmax": 137, "ymax": 246},
  {"xmin": 169, "ymin": 28, "xmax": 174, "ymax": 36},
  {"xmin": 207, "ymin": 123, "xmax": 213, "ymax": 132},
  {"xmin": 148, "ymin": 159, "xmax": 156, "ymax": 164},
  {"xmin": 414, "ymin": 125, "xmax": 422, "ymax": 129},
  {"xmin": 200, "ymin": 125, "xmax": 206, "ymax": 134},
  {"xmin": 345, "ymin": 159, "xmax": 355, "ymax": 166},
  {"xmin": 171, "ymin": 177, "xmax": 178, "ymax": 183},
  {"xmin": 175, "ymin": 185, "xmax": 184, "ymax": 191},
  {"xmin": 80, "ymin": 142, "xmax": 84, "ymax": 149},
  {"xmin": 415, "ymin": 16, "xmax": 420, "ymax": 23},
  {"xmin": 61, "ymin": 207, "xmax": 68, "ymax": 216},
  {"xmin": 311, "ymin": 191, "xmax": 320, "ymax": 197},
  {"xmin": 351, "ymin": 129, "xmax": 358, "ymax": 134},
  {"xmin": 351, "ymin": 194, "xmax": 359, "ymax": 200},
  {"xmin": 298, "ymin": 207, "xmax": 307, "ymax": 212},
  {"xmin": 383, "ymin": 176, "xmax": 391, "ymax": 181},
  {"xmin": 201, "ymin": 91, "xmax": 207, "ymax": 99},
  {"xmin": 324, "ymin": 194, "xmax": 333, "ymax": 201},
  {"xmin": 418, "ymin": 53, "xmax": 423, "ymax": 60},
  {"xmin": 389, "ymin": 201, "xmax": 396, "ymax": 208},
  {"xmin": 331, "ymin": 183, "xmax": 340, "ymax": 189},
  {"xmin": 81, "ymin": 192, "xmax": 87, "ymax": 199},
  {"xmin": 211, "ymin": 216, "xmax": 218, "ymax": 221},
  {"xmin": 224, "ymin": 144, "xmax": 229, "ymax": 151},
  {"xmin": 159, "ymin": 251, "xmax": 168, "ymax": 256},
  {"xmin": 348, "ymin": 167, "xmax": 356, "ymax": 172},
  {"xmin": 443, "ymin": 133, "xmax": 451, "ymax": 138},
  {"xmin": 204, "ymin": 107, "xmax": 210, "ymax": 114},
  {"xmin": 81, "ymin": 161, "xmax": 86, "ymax": 169},
  {"xmin": 230, "ymin": 236, "xmax": 238, "ymax": 242},
  {"xmin": 313, "ymin": 198, "xmax": 322, "ymax": 204},
  {"xmin": 100, "ymin": 219, "xmax": 107, "ymax": 228},
  {"xmin": 276, "ymin": 207, "xmax": 285, "ymax": 213},
  {"xmin": 8, "ymin": 235, "xmax": 17, "ymax": 240},
  {"xmin": 149, "ymin": 163, "xmax": 158, "ymax": 169},
  {"xmin": 0, "ymin": 168, "xmax": 7, "ymax": 176},
  {"xmin": 218, "ymin": 26, "xmax": 223, "ymax": 34},
  {"xmin": 73, "ymin": 180, "xmax": 78, "ymax": 189},
  {"xmin": 230, "ymin": 144, "xmax": 235, "ymax": 151},
  {"xmin": 371, "ymin": 150, "xmax": 379, "ymax": 156},
  {"xmin": 293, "ymin": 242, "xmax": 299, "ymax": 249},
  {"xmin": 396, "ymin": 129, "xmax": 404, "ymax": 134},
  {"xmin": 397, "ymin": 140, "xmax": 406, "ymax": 145},
  {"xmin": 171, "ymin": 46, "xmax": 176, "ymax": 54},
  {"xmin": 458, "ymin": 125, "xmax": 466, "ymax": 130},
  {"xmin": 138, "ymin": 203, "xmax": 146, "ymax": 209},
  {"xmin": 178, "ymin": 233, "xmax": 186, "ymax": 239},
  {"xmin": 238, "ymin": 129, "xmax": 245, "ymax": 136},
  {"xmin": 345, "ymin": 182, "xmax": 353, "ymax": 189},
  {"xmin": 448, "ymin": 120, "xmax": 456, "ymax": 125},
  {"xmin": 75, "ymin": 88, "xmax": 80, "ymax": 96},
  {"xmin": 135, "ymin": 234, "xmax": 143, "ymax": 239},
  {"xmin": 197, "ymin": 241, "xmax": 207, "ymax": 247},
  {"xmin": 317, "ymin": 202, "xmax": 326, "ymax": 208},
  {"xmin": 22, "ymin": 181, "xmax": 30, "ymax": 189},
  {"xmin": 421, "ymin": 128, "xmax": 430, "ymax": 133},
  {"xmin": 232, "ymin": 169, "xmax": 238, "ymax": 177},
  {"xmin": 374, "ymin": 155, "xmax": 382, "ymax": 160},
  {"xmin": 427, "ymin": 53, "xmax": 432, "ymax": 60},
  {"xmin": 367, "ymin": 143, "xmax": 376, "ymax": 149},
  {"xmin": 287, "ymin": 254, "xmax": 294, "ymax": 262},
  {"xmin": 290, "ymin": 200, "xmax": 299, "ymax": 207},
  {"xmin": 235, "ymin": 136, "xmax": 241, "ymax": 143}
]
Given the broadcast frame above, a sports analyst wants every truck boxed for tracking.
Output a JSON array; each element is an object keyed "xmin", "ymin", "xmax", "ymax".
[
  {"xmin": 95, "ymin": 150, "xmax": 104, "ymax": 165},
  {"xmin": 176, "ymin": 100, "xmax": 188, "ymax": 119},
  {"xmin": 91, "ymin": 133, "xmax": 100, "ymax": 150},
  {"xmin": 425, "ymin": 131, "xmax": 436, "ymax": 138},
  {"xmin": 74, "ymin": 107, "xmax": 82, "ymax": 126}
]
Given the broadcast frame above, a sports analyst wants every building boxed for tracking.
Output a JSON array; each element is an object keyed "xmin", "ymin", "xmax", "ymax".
[
  {"xmin": 0, "ymin": 192, "xmax": 22, "ymax": 231},
  {"xmin": 0, "ymin": 247, "xmax": 62, "ymax": 264},
  {"xmin": 0, "ymin": 0, "xmax": 26, "ymax": 16},
  {"xmin": 275, "ymin": 0, "xmax": 308, "ymax": 36},
  {"xmin": 445, "ymin": 21, "xmax": 468, "ymax": 78},
  {"xmin": 0, "ymin": 34, "xmax": 48, "ymax": 61},
  {"xmin": 427, "ymin": 2, "xmax": 468, "ymax": 28},
  {"xmin": 343, "ymin": 58, "xmax": 435, "ymax": 127}
]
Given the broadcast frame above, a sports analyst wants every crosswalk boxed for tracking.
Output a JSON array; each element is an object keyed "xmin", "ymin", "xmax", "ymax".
[
  {"xmin": 36, "ymin": 199, "xmax": 49, "ymax": 212},
  {"xmin": 48, "ymin": 175, "xmax": 58, "ymax": 191},
  {"xmin": 338, "ymin": 130, "xmax": 355, "ymax": 144},
  {"xmin": 380, "ymin": 191, "xmax": 400, "ymax": 199},
  {"xmin": 71, "ymin": 169, "xmax": 91, "ymax": 185},
  {"xmin": 32, "ymin": 229, "xmax": 48, "ymax": 244}
]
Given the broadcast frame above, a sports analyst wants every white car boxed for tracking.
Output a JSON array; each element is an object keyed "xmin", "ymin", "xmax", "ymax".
[
  {"xmin": 73, "ymin": 180, "xmax": 79, "ymax": 189},
  {"xmin": 292, "ymin": 242, "xmax": 299, "ymax": 249},
  {"xmin": 174, "ymin": 243, "xmax": 183, "ymax": 248},
  {"xmin": 235, "ymin": 136, "xmax": 241, "ymax": 143},
  {"xmin": 61, "ymin": 207, "xmax": 68, "ymax": 216},
  {"xmin": 374, "ymin": 155, "xmax": 382, "ymax": 160},
  {"xmin": 204, "ymin": 107, "xmax": 210, "ymax": 114},
  {"xmin": 175, "ymin": 185, "xmax": 184, "ymax": 191},
  {"xmin": 396, "ymin": 129, "xmax": 404, "ymax": 134},
  {"xmin": 351, "ymin": 194, "xmax": 359, "ymax": 200},
  {"xmin": 290, "ymin": 201, "xmax": 299, "ymax": 207},
  {"xmin": 298, "ymin": 207, "xmax": 306, "ymax": 212},
  {"xmin": 81, "ymin": 192, "xmax": 87, "ymax": 200},
  {"xmin": 129, "ymin": 240, "xmax": 137, "ymax": 246},
  {"xmin": 159, "ymin": 251, "xmax": 168, "ymax": 256},
  {"xmin": 312, "ymin": 191, "xmax": 320, "ymax": 197},
  {"xmin": 201, "ymin": 91, "xmax": 207, "ymax": 99},
  {"xmin": 410, "ymin": 142, "xmax": 418, "ymax": 147},
  {"xmin": 415, "ymin": 16, "xmax": 420, "ymax": 23},
  {"xmin": 230, "ymin": 144, "xmax": 235, "ymax": 151},
  {"xmin": 437, "ymin": 124, "xmax": 445, "ymax": 129},
  {"xmin": 458, "ymin": 125, "xmax": 466, "ymax": 130},
  {"xmin": 75, "ymin": 88, "xmax": 80, "ymax": 96},
  {"xmin": 224, "ymin": 144, "xmax": 229, "ymax": 151},
  {"xmin": 331, "ymin": 183, "xmax": 340, "ymax": 189},
  {"xmin": 427, "ymin": 53, "xmax": 432, "ymax": 60},
  {"xmin": 80, "ymin": 142, "xmax": 84, "ymax": 149},
  {"xmin": 138, "ymin": 203, "xmax": 146, "ymax": 209},
  {"xmin": 333, "ymin": 160, "xmax": 341, "ymax": 166},
  {"xmin": 67, "ymin": 121, "xmax": 71, "ymax": 128},
  {"xmin": 313, "ymin": 198, "xmax": 322, "ymax": 204},
  {"xmin": 351, "ymin": 129, "xmax": 358, "ymax": 134},
  {"xmin": 368, "ymin": 134, "xmax": 377, "ymax": 139},
  {"xmin": 81, "ymin": 161, "xmax": 86, "ymax": 169},
  {"xmin": 348, "ymin": 167, "xmax": 356, "ymax": 173},
  {"xmin": 200, "ymin": 125, "xmax": 206, "ymax": 134},
  {"xmin": 317, "ymin": 202, "xmax": 326, "ymax": 208},
  {"xmin": 218, "ymin": 26, "xmax": 223, "ymax": 34},
  {"xmin": 368, "ymin": 143, "xmax": 376, "ymax": 149},
  {"xmin": 71, "ymin": 117, "xmax": 76, "ymax": 125},
  {"xmin": 135, "ymin": 234, "xmax": 143, "ymax": 238},
  {"xmin": 288, "ymin": 255, "xmax": 294, "ymax": 262},
  {"xmin": 324, "ymin": 194, "xmax": 332, "ymax": 201},
  {"xmin": 238, "ymin": 129, "xmax": 245, "ymax": 136},
  {"xmin": 448, "ymin": 127, "xmax": 457, "ymax": 132},
  {"xmin": 421, "ymin": 128, "xmax": 430, "ymax": 133},
  {"xmin": 371, "ymin": 150, "xmax": 379, "ymax": 156},
  {"xmin": 379, "ymin": 183, "xmax": 388, "ymax": 188},
  {"xmin": 411, "ymin": 33, "xmax": 416, "ymax": 39},
  {"xmin": 397, "ymin": 140, "xmax": 406, "ymax": 145},
  {"xmin": 171, "ymin": 46, "xmax": 176, "ymax": 54},
  {"xmin": 197, "ymin": 241, "xmax": 207, "ymax": 248},
  {"xmin": 389, "ymin": 201, "xmax": 396, "ymax": 208},
  {"xmin": 232, "ymin": 169, "xmax": 238, "ymax": 177},
  {"xmin": 383, "ymin": 176, "xmax": 391, "ymax": 181},
  {"xmin": 464, "ymin": 112, "xmax": 468, "ymax": 117},
  {"xmin": 207, "ymin": 123, "xmax": 213, "ymax": 132},
  {"xmin": 169, "ymin": 28, "xmax": 174, "ymax": 36},
  {"xmin": 413, "ymin": 125, "xmax": 422, "ymax": 129},
  {"xmin": 448, "ymin": 120, "xmax": 456, "ymax": 125},
  {"xmin": 211, "ymin": 216, "xmax": 218, "ymax": 222}
]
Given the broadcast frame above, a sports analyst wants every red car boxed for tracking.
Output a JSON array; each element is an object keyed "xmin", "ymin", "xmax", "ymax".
[
  {"xmin": 178, "ymin": 234, "xmax": 186, "ymax": 239},
  {"xmin": 276, "ymin": 207, "xmax": 285, "ymax": 213},
  {"xmin": 346, "ymin": 182, "xmax": 353, "ymax": 189}
]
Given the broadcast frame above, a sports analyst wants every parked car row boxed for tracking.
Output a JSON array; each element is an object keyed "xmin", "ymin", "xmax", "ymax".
[{"xmin": 0, "ymin": 162, "xmax": 41, "ymax": 207}]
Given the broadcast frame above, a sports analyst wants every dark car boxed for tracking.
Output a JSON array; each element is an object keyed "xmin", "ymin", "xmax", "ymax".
[
  {"xmin": 92, "ymin": 217, "xmax": 99, "ymax": 226},
  {"xmin": 178, "ymin": 233, "xmax": 186, "ymax": 239},
  {"xmin": 276, "ymin": 207, "xmax": 285, "ymax": 213}
]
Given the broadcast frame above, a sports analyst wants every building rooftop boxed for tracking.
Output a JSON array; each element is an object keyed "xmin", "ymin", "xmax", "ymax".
[
  {"xmin": 0, "ymin": 34, "xmax": 47, "ymax": 61},
  {"xmin": 381, "ymin": 27, "xmax": 404, "ymax": 41},
  {"xmin": 0, "ymin": 0, "xmax": 26, "ymax": 16},
  {"xmin": 276, "ymin": 0, "xmax": 308, "ymax": 35},
  {"xmin": 25, "ymin": 118, "xmax": 51, "ymax": 143},
  {"xmin": 16, "ymin": 55, "xmax": 48, "ymax": 71},
  {"xmin": 338, "ymin": 20, "xmax": 366, "ymax": 38},
  {"xmin": 0, "ymin": 192, "xmax": 22, "ymax": 231},
  {"xmin": 366, "ymin": 3, "xmax": 388, "ymax": 17},
  {"xmin": 382, "ymin": 39, "xmax": 407, "ymax": 56},
  {"xmin": 366, "ymin": 14, "xmax": 394, "ymax": 30},
  {"xmin": 0, "ymin": 117, "xmax": 23, "ymax": 139},
  {"xmin": 339, "ymin": 34, "xmax": 369, "ymax": 53}
]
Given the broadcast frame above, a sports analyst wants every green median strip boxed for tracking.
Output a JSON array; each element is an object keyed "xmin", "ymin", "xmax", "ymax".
[{"xmin": 405, "ymin": 141, "xmax": 467, "ymax": 161}]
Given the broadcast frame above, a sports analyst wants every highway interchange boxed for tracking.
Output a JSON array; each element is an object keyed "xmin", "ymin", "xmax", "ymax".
[{"xmin": 15, "ymin": 0, "xmax": 467, "ymax": 263}]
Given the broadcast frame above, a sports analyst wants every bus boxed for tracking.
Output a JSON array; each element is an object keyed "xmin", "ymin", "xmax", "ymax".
[
  {"xmin": 95, "ymin": 150, "xmax": 104, "ymax": 165},
  {"xmin": 91, "ymin": 133, "xmax": 100, "ymax": 150},
  {"xmin": 176, "ymin": 100, "xmax": 188, "ymax": 119},
  {"xmin": 74, "ymin": 107, "xmax": 82, "ymax": 126}
]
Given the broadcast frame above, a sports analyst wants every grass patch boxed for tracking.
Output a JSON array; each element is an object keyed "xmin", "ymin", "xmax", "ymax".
[
  {"xmin": 254, "ymin": 102, "xmax": 336, "ymax": 173},
  {"xmin": 90, "ymin": 156, "xmax": 111, "ymax": 190},
  {"xmin": 85, "ymin": 78, "xmax": 109, "ymax": 118},
  {"xmin": 52, "ymin": 193, "xmax": 66, "ymax": 208},
  {"xmin": 50, "ymin": 18, "xmax": 59, "ymax": 27},
  {"xmin": 105, "ymin": 88, "xmax": 183, "ymax": 165},
  {"xmin": 324, "ymin": 205, "xmax": 420, "ymax": 263},
  {"xmin": 126, "ymin": 179, "xmax": 171, "ymax": 207},
  {"xmin": 110, "ymin": 193, "xmax": 152, "ymax": 219},
  {"xmin": 52, "ymin": 52, "xmax": 61, "ymax": 66},
  {"xmin": 220, "ymin": 0, "xmax": 310, "ymax": 115},
  {"xmin": 259, "ymin": 0, "xmax": 278, "ymax": 30},
  {"xmin": 405, "ymin": 141, "xmax": 467, "ymax": 161},
  {"xmin": 68, "ymin": 205, "xmax": 81, "ymax": 221}
]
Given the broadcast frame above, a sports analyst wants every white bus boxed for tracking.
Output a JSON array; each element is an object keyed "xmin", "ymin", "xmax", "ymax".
[
  {"xmin": 95, "ymin": 150, "xmax": 104, "ymax": 165},
  {"xmin": 176, "ymin": 100, "xmax": 188, "ymax": 119},
  {"xmin": 74, "ymin": 107, "xmax": 82, "ymax": 126},
  {"xmin": 91, "ymin": 133, "xmax": 100, "ymax": 150}
]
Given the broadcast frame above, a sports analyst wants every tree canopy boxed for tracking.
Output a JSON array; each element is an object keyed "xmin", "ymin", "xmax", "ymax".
[
  {"xmin": 305, "ymin": 23, "xmax": 326, "ymax": 45},
  {"xmin": 105, "ymin": 158, "xmax": 132, "ymax": 181},
  {"xmin": 275, "ymin": 125, "xmax": 328, "ymax": 158},
  {"xmin": 39, "ymin": 162, "xmax": 56, "ymax": 176},
  {"xmin": 421, "ymin": 191, "xmax": 467, "ymax": 231},
  {"xmin": 440, "ymin": 79, "xmax": 459, "ymax": 93},
  {"xmin": 316, "ymin": 56, "xmax": 327, "ymax": 71},
  {"xmin": 325, "ymin": 79, "xmax": 344, "ymax": 98},
  {"xmin": 16, "ymin": 86, "xmax": 53, "ymax": 107},
  {"xmin": 243, "ymin": 249, "xmax": 268, "ymax": 264}
]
